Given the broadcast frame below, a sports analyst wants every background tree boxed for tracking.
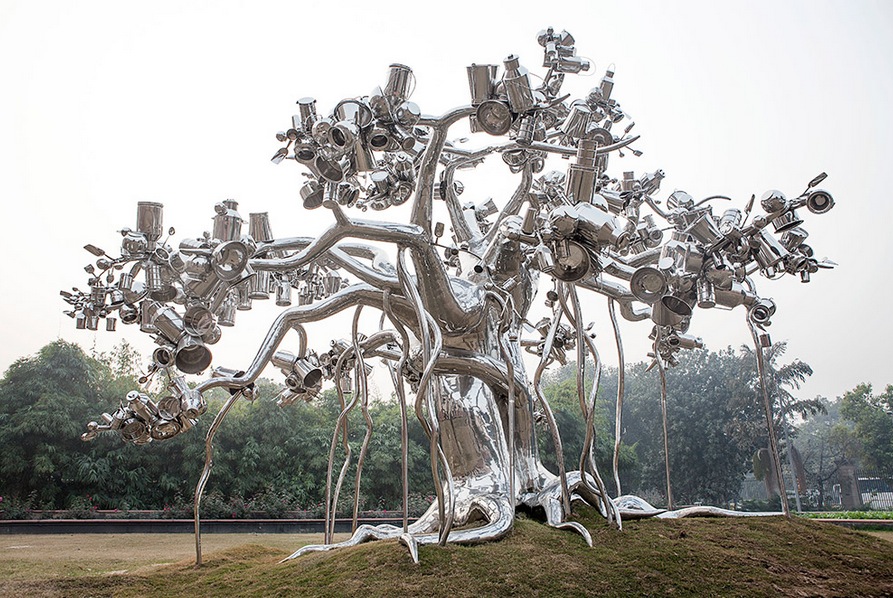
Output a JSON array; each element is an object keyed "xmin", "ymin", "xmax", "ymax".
[
  {"xmin": 537, "ymin": 374, "xmax": 639, "ymax": 492},
  {"xmin": 0, "ymin": 340, "xmax": 842, "ymax": 516},
  {"xmin": 0, "ymin": 340, "xmax": 131, "ymax": 508},
  {"xmin": 0, "ymin": 340, "xmax": 442, "ymax": 515},
  {"xmin": 839, "ymin": 383, "xmax": 893, "ymax": 471},
  {"xmin": 544, "ymin": 348, "xmax": 763, "ymax": 506},
  {"xmin": 795, "ymin": 397, "xmax": 860, "ymax": 507},
  {"xmin": 622, "ymin": 348, "xmax": 760, "ymax": 506},
  {"xmin": 206, "ymin": 387, "xmax": 435, "ymax": 512}
]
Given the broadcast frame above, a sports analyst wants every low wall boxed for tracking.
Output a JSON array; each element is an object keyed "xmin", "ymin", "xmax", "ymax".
[
  {"xmin": 0, "ymin": 518, "xmax": 411, "ymax": 534},
  {"xmin": 3, "ymin": 517, "xmax": 889, "ymax": 534},
  {"xmin": 814, "ymin": 518, "xmax": 893, "ymax": 530}
]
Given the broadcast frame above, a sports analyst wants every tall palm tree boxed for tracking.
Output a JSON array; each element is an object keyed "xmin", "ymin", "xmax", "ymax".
[{"xmin": 742, "ymin": 341, "xmax": 823, "ymax": 512}]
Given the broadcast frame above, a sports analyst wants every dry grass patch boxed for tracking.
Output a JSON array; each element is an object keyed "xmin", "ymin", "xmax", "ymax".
[{"xmin": 863, "ymin": 530, "xmax": 893, "ymax": 543}]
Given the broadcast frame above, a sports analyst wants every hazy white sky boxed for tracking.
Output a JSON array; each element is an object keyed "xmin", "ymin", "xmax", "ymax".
[{"xmin": 0, "ymin": 0, "xmax": 891, "ymax": 402}]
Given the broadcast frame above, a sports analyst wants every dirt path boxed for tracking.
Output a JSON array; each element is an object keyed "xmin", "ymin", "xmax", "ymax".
[{"xmin": 0, "ymin": 532, "xmax": 347, "ymax": 579}]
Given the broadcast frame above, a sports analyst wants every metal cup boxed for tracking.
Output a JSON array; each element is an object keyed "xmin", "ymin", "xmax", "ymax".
[
  {"xmin": 109, "ymin": 289, "xmax": 126, "ymax": 307},
  {"xmin": 467, "ymin": 64, "xmax": 498, "ymax": 105},
  {"xmin": 718, "ymin": 208, "xmax": 742, "ymax": 234},
  {"xmin": 153, "ymin": 346, "xmax": 175, "ymax": 368},
  {"xmin": 697, "ymin": 278, "xmax": 716, "ymax": 308},
  {"xmin": 297, "ymin": 97, "xmax": 317, "ymax": 131},
  {"xmin": 753, "ymin": 230, "xmax": 789, "ymax": 269},
  {"xmin": 780, "ymin": 227, "xmax": 808, "ymax": 251},
  {"xmin": 530, "ymin": 244, "xmax": 554, "ymax": 272},
  {"xmin": 293, "ymin": 357, "xmax": 323, "ymax": 388},
  {"xmin": 118, "ymin": 272, "xmax": 134, "ymax": 292},
  {"xmin": 215, "ymin": 291, "xmax": 238, "ymax": 327},
  {"xmin": 202, "ymin": 325, "xmax": 222, "ymax": 345},
  {"xmin": 370, "ymin": 170, "xmax": 391, "ymax": 196},
  {"xmin": 294, "ymin": 142, "xmax": 317, "ymax": 164},
  {"xmin": 212, "ymin": 200, "xmax": 243, "ymax": 242},
  {"xmin": 561, "ymin": 103, "xmax": 592, "ymax": 138},
  {"xmin": 236, "ymin": 282, "xmax": 252, "ymax": 310},
  {"xmin": 300, "ymin": 180, "xmax": 324, "ymax": 210},
  {"xmin": 250, "ymin": 270, "xmax": 271, "ymax": 299},
  {"xmin": 334, "ymin": 180, "xmax": 359, "ymax": 206},
  {"xmin": 150, "ymin": 420, "xmax": 182, "ymax": 441},
  {"xmin": 119, "ymin": 305, "xmax": 139, "ymax": 325},
  {"xmin": 630, "ymin": 266, "xmax": 667, "ymax": 304},
  {"xmin": 668, "ymin": 332, "xmax": 704, "ymax": 350},
  {"xmin": 271, "ymin": 350, "xmax": 297, "ymax": 372},
  {"xmin": 367, "ymin": 127, "xmax": 393, "ymax": 151},
  {"xmin": 322, "ymin": 271, "xmax": 342, "ymax": 295},
  {"xmin": 394, "ymin": 101, "xmax": 421, "ymax": 128},
  {"xmin": 651, "ymin": 294, "xmax": 692, "ymax": 326},
  {"xmin": 313, "ymin": 156, "xmax": 346, "ymax": 183},
  {"xmin": 329, "ymin": 121, "xmax": 359, "ymax": 150},
  {"xmin": 551, "ymin": 239, "xmax": 591, "ymax": 282},
  {"xmin": 502, "ymin": 55, "xmax": 535, "ymax": 113},
  {"xmin": 806, "ymin": 189, "xmax": 834, "ymax": 214},
  {"xmin": 384, "ymin": 63, "xmax": 414, "ymax": 103},
  {"xmin": 684, "ymin": 214, "xmax": 724, "ymax": 246},
  {"xmin": 145, "ymin": 262, "xmax": 163, "ymax": 293},
  {"xmin": 476, "ymin": 100, "xmax": 513, "ymax": 136},
  {"xmin": 183, "ymin": 305, "xmax": 215, "ymax": 336},
  {"xmin": 249, "ymin": 212, "xmax": 274, "ymax": 243},
  {"xmin": 147, "ymin": 302, "xmax": 186, "ymax": 343},
  {"xmin": 136, "ymin": 202, "xmax": 164, "ymax": 242},
  {"xmin": 275, "ymin": 279, "xmax": 292, "ymax": 306},
  {"xmin": 770, "ymin": 209, "xmax": 803, "ymax": 233},
  {"xmin": 157, "ymin": 395, "xmax": 183, "ymax": 420}
]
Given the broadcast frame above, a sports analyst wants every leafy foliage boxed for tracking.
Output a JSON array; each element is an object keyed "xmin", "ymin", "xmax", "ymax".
[
  {"xmin": 3, "ymin": 340, "xmax": 886, "ymax": 516},
  {"xmin": 0, "ymin": 340, "xmax": 124, "ymax": 508},
  {"xmin": 542, "ymin": 347, "xmax": 765, "ymax": 506},
  {"xmin": 839, "ymin": 383, "xmax": 893, "ymax": 470},
  {"xmin": 622, "ymin": 349, "xmax": 761, "ymax": 505},
  {"xmin": 0, "ymin": 341, "xmax": 437, "ymax": 514},
  {"xmin": 794, "ymin": 397, "xmax": 862, "ymax": 507}
]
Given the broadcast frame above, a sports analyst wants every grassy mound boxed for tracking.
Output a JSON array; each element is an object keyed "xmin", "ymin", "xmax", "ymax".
[{"xmin": 10, "ymin": 507, "xmax": 893, "ymax": 597}]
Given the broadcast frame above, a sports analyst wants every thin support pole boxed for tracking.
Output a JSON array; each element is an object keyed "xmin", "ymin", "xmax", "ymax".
[
  {"xmin": 653, "ymin": 328, "xmax": 673, "ymax": 511},
  {"xmin": 749, "ymin": 321, "xmax": 790, "ymax": 517},
  {"xmin": 608, "ymin": 297, "xmax": 625, "ymax": 498}
]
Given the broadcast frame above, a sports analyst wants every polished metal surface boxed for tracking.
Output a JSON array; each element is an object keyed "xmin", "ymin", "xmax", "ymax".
[{"xmin": 67, "ymin": 27, "xmax": 836, "ymax": 564}]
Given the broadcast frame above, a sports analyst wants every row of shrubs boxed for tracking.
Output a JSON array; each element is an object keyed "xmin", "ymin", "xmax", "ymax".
[{"xmin": 0, "ymin": 490, "xmax": 435, "ymax": 520}]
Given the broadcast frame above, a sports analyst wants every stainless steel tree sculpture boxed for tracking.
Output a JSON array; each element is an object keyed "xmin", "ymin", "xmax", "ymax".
[{"xmin": 65, "ymin": 28, "xmax": 836, "ymax": 564}]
